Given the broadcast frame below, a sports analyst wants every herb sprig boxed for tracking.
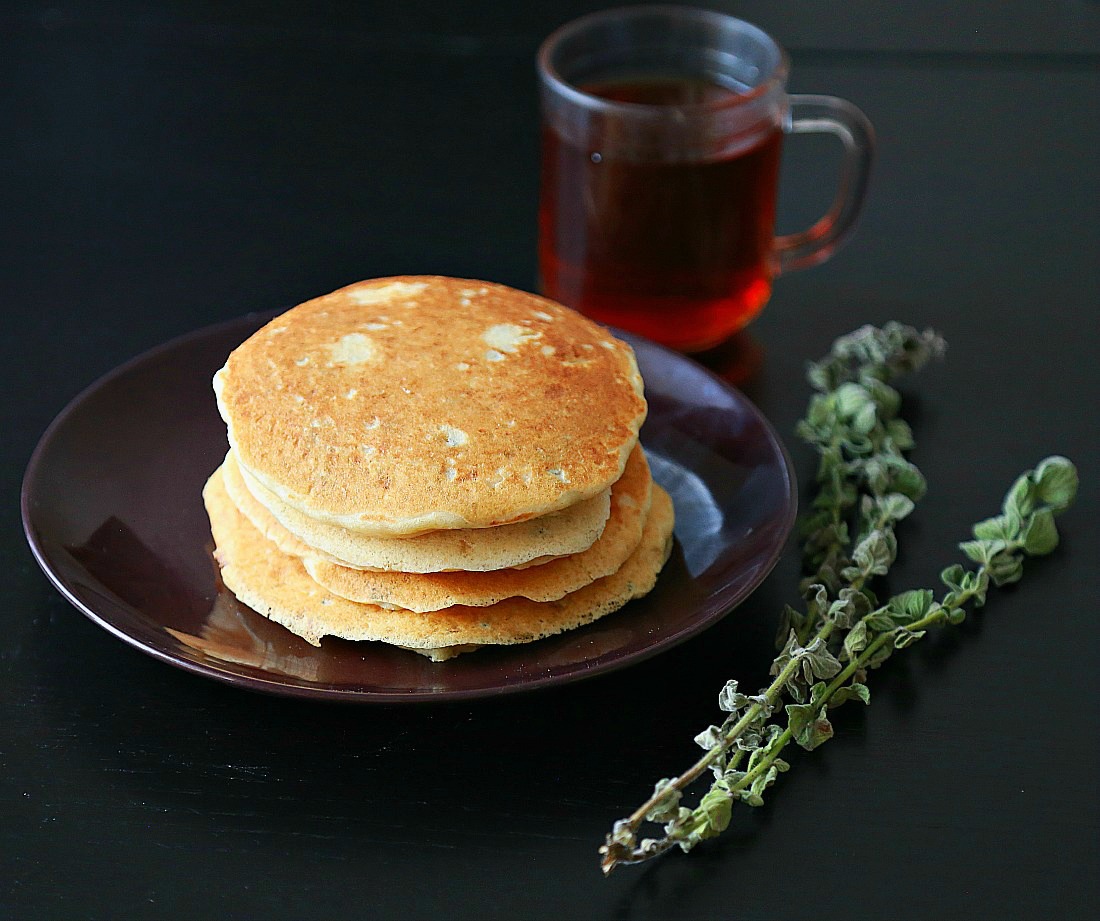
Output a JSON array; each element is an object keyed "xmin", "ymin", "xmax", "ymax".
[{"xmin": 599, "ymin": 323, "xmax": 1078, "ymax": 875}]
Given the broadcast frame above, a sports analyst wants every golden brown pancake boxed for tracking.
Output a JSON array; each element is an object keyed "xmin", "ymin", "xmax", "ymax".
[
  {"xmin": 203, "ymin": 467, "xmax": 674, "ymax": 655},
  {"xmin": 214, "ymin": 276, "xmax": 647, "ymax": 537},
  {"xmin": 302, "ymin": 445, "xmax": 652, "ymax": 611},
  {"xmin": 222, "ymin": 449, "xmax": 612, "ymax": 573}
]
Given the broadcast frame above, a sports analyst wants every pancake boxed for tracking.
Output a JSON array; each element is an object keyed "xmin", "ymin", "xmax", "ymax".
[
  {"xmin": 214, "ymin": 276, "xmax": 647, "ymax": 537},
  {"xmin": 222, "ymin": 449, "xmax": 612, "ymax": 573},
  {"xmin": 203, "ymin": 467, "xmax": 675, "ymax": 655},
  {"xmin": 302, "ymin": 444, "xmax": 653, "ymax": 611},
  {"xmin": 169, "ymin": 587, "xmax": 478, "ymax": 665}
]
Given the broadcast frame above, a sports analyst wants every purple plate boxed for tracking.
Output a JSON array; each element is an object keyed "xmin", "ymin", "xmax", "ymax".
[{"xmin": 21, "ymin": 313, "xmax": 795, "ymax": 702}]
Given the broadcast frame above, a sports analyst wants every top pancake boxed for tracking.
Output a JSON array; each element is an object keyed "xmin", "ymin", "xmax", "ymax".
[{"xmin": 215, "ymin": 276, "xmax": 647, "ymax": 537}]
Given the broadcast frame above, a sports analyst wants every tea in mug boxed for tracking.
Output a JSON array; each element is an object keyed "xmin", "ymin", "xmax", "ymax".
[{"xmin": 539, "ymin": 76, "xmax": 783, "ymax": 352}]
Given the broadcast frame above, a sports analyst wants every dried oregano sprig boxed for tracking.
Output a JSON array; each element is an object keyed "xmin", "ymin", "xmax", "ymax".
[
  {"xmin": 598, "ymin": 324, "xmax": 1078, "ymax": 875},
  {"xmin": 790, "ymin": 323, "xmax": 944, "ymax": 644}
]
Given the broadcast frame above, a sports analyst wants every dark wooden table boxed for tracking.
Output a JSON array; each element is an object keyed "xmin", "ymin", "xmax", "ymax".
[{"xmin": 4, "ymin": 3, "xmax": 1098, "ymax": 918}]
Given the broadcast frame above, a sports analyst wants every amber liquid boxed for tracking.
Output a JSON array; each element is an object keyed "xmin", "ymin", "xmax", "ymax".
[{"xmin": 539, "ymin": 76, "xmax": 783, "ymax": 352}]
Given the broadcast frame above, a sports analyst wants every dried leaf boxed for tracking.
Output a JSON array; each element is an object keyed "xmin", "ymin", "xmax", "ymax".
[
  {"xmin": 1022, "ymin": 508, "xmax": 1059, "ymax": 555},
  {"xmin": 829, "ymin": 682, "xmax": 871, "ymax": 708},
  {"xmin": 1032, "ymin": 456, "xmax": 1078, "ymax": 510}
]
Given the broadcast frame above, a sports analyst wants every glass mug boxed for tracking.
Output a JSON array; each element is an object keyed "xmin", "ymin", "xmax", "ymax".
[{"xmin": 538, "ymin": 6, "xmax": 873, "ymax": 352}]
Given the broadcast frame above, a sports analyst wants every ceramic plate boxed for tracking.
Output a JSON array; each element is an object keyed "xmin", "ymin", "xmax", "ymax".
[{"xmin": 22, "ymin": 313, "xmax": 795, "ymax": 702}]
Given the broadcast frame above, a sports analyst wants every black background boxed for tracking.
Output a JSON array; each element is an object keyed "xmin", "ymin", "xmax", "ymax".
[{"xmin": 4, "ymin": 2, "xmax": 1099, "ymax": 919}]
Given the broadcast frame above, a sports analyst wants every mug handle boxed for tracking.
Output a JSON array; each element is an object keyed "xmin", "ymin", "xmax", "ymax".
[{"xmin": 775, "ymin": 95, "xmax": 875, "ymax": 274}]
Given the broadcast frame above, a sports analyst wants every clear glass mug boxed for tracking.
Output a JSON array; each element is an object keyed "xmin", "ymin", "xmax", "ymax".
[{"xmin": 537, "ymin": 6, "xmax": 873, "ymax": 352}]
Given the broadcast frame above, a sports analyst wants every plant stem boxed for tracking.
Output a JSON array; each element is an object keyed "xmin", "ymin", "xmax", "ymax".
[
  {"xmin": 727, "ymin": 590, "xmax": 979, "ymax": 799},
  {"xmin": 621, "ymin": 621, "xmax": 837, "ymax": 832}
]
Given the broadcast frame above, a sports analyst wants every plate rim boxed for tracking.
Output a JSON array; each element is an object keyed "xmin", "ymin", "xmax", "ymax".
[{"xmin": 21, "ymin": 314, "xmax": 797, "ymax": 703}]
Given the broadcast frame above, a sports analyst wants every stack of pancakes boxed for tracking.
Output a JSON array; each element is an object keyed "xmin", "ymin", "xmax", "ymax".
[{"xmin": 204, "ymin": 276, "xmax": 674, "ymax": 660}]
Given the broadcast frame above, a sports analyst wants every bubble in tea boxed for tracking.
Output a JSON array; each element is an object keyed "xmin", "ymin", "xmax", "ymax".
[{"xmin": 539, "ymin": 75, "xmax": 784, "ymax": 353}]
